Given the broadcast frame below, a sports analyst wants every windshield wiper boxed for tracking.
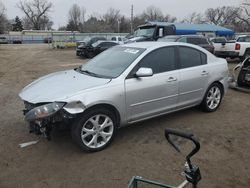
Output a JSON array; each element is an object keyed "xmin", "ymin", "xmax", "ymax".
[{"xmin": 80, "ymin": 69, "xmax": 112, "ymax": 79}]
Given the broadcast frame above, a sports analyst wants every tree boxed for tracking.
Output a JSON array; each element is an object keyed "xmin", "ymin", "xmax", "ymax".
[
  {"xmin": 164, "ymin": 14, "xmax": 177, "ymax": 23},
  {"xmin": 0, "ymin": 0, "xmax": 8, "ymax": 34},
  {"xmin": 142, "ymin": 6, "xmax": 164, "ymax": 21},
  {"xmin": 236, "ymin": 0, "xmax": 250, "ymax": 31},
  {"xmin": 66, "ymin": 4, "xmax": 86, "ymax": 31},
  {"xmin": 12, "ymin": 16, "xmax": 23, "ymax": 31},
  {"xmin": 17, "ymin": 0, "xmax": 53, "ymax": 30},
  {"xmin": 102, "ymin": 8, "xmax": 121, "ymax": 32},
  {"xmin": 205, "ymin": 6, "xmax": 240, "ymax": 26},
  {"xmin": 182, "ymin": 12, "xmax": 205, "ymax": 24}
]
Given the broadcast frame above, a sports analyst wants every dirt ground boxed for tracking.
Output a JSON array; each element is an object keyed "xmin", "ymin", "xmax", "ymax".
[{"xmin": 0, "ymin": 44, "xmax": 250, "ymax": 188}]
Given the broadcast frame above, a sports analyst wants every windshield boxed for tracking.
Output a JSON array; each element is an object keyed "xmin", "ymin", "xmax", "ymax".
[
  {"xmin": 134, "ymin": 27, "xmax": 155, "ymax": 37},
  {"xmin": 81, "ymin": 46, "xmax": 145, "ymax": 78}
]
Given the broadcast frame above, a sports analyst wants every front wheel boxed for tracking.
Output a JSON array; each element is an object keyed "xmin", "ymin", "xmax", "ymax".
[
  {"xmin": 201, "ymin": 83, "xmax": 223, "ymax": 112},
  {"xmin": 71, "ymin": 108, "xmax": 117, "ymax": 152}
]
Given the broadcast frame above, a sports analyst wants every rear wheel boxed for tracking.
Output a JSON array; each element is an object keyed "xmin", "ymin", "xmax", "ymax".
[
  {"xmin": 201, "ymin": 83, "xmax": 223, "ymax": 112},
  {"xmin": 71, "ymin": 108, "xmax": 117, "ymax": 152}
]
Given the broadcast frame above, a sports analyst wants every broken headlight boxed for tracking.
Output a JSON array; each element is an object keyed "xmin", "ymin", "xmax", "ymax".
[{"xmin": 25, "ymin": 102, "xmax": 65, "ymax": 121}]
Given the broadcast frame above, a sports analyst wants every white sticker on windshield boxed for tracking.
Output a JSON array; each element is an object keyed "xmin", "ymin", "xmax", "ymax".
[{"xmin": 124, "ymin": 49, "xmax": 139, "ymax": 54}]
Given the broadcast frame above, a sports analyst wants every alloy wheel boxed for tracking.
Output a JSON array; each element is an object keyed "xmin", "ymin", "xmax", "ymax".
[
  {"xmin": 81, "ymin": 114, "xmax": 114, "ymax": 149},
  {"xmin": 206, "ymin": 86, "xmax": 221, "ymax": 110}
]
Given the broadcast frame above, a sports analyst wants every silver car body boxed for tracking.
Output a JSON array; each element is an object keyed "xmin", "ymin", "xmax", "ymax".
[{"xmin": 19, "ymin": 42, "xmax": 229, "ymax": 126}]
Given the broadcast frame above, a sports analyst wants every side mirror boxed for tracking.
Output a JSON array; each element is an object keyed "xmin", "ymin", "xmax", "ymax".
[
  {"xmin": 135, "ymin": 67, "xmax": 153, "ymax": 77},
  {"xmin": 159, "ymin": 28, "xmax": 164, "ymax": 38}
]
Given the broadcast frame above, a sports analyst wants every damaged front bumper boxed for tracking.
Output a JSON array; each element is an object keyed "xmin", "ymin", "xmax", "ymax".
[{"xmin": 23, "ymin": 101, "xmax": 80, "ymax": 140}]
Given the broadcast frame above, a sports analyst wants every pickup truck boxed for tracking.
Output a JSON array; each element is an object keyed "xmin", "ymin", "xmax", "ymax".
[
  {"xmin": 235, "ymin": 35, "xmax": 250, "ymax": 60},
  {"xmin": 211, "ymin": 36, "xmax": 250, "ymax": 60},
  {"xmin": 211, "ymin": 37, "xmax": 238, "ymax": 58},
  {"xmin": 110, "ymin": 36, "xmax": 124, "ymax": 44}
]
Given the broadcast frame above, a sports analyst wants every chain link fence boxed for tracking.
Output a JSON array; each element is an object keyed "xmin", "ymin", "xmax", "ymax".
[{"xmin": 0, "ymin": 32, "xmax": 129, "ymax": 47}]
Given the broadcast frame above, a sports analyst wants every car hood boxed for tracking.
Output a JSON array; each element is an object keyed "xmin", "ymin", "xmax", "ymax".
[
  {"xmin": 19, "ymin": 69, "xmax": 111, "ymax": 103},
  {"xmin": 126, "ymin": 36, "xmax": 147, "ymax": 43}
]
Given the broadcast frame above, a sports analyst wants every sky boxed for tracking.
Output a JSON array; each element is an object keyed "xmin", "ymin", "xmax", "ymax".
[{"xmin": 3, "ymin": 0, "xmax": 241, "ymax": 29}]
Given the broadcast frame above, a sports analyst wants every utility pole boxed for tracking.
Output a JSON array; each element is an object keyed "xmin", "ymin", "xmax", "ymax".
[
  {"xmin": 117, "ymin": 19, "xmax": 120, "ymax": 33},
  {"xmin": 130, "ymin": 4, "xmax": 134, "ymax": 34}
]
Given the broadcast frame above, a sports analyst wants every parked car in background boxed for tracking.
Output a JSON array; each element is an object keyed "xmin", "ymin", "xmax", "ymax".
[
  {"xmin": 84, "ymin": 40, "xmax": 118, "ymax": 58},
  {"xmin": 158, "ymin": 35, "xmax": 215, "ymax": 54},
  {"xmin": 76, "ymin": 37, "xmax": 106, "ymax": 56},
  {"xmin": 111, "ymin": 36, "xmax": 124, "ymax": 44},
  {"xmin": 43, "ymin": 37, "xmax": 52, "ymax": 43},
  {"xmin": 0, "ymin": 36, "xmax": 8, "ymax": 44},
  {"xmin": 19, "ymin": 42, "xmax": 228, "ymax": 152},
  {"xmin": 12, "ymin": 37, "xmax": 22, "ymax": 44},
  {"xmin": 210, "ymin": 37, "xmax": 238, "ymax": 58}
]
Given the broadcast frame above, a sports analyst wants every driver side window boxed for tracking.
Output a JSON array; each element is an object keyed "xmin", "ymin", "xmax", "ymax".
[{"xmin": 139, "ymin": 47, "xmax": 176, "ymax": 74}]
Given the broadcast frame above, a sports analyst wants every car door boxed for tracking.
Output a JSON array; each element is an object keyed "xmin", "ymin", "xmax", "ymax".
[
  {"xmin": 125, "ymin": 46, "xmax": 179, "ymax": 122},
  {"xmin": 177, "ymin": 46, "xmax": 209, "ymax": 108}
]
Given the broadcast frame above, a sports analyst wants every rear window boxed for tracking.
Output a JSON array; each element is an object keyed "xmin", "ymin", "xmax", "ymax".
[
  {"xmin": 237, "ymin": 37, "xmax": 250, "ymax": 42},
  {"xmin": 179, "ymin": 46, "xmax": 205, "ymax": 68},
  {"xmin": 211, "ymin": 38, "xmax": 227, "ymax": 43},
  {"xmin": 187, "ymin": 37, "xmax": 208, "ymax": 45},
  {"xmin": 0, "ymin": 37, "xmax": 6, "ymax": 39}
]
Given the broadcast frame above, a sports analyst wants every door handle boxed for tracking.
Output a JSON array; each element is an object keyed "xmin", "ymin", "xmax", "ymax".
[
  {"xmin": 167, "ymin": 77, "xmax": 178, "ymax": 82},
  {"xmin": 201, "ymin": 71, "xmax": 209, "ymax": 76}
]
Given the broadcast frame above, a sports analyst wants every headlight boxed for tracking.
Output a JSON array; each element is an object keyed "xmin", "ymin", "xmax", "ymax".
[{"xmin": 25, "ymin": 102, "xmax": 65, "ymax": 121}]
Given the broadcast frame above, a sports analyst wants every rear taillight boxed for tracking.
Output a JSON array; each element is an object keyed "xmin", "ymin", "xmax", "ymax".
[{"xmin": 235, "ymin": 43, "xmax": 241, "ymax": 50}]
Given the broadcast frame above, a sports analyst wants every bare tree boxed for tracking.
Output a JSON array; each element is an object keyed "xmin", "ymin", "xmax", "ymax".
[
  {"xmin": 102, "ymin": 8, "xmax": 121, "ymax": 32},
  {"xmin": 66, "ymin": 4, "xmax": 86, "ymax": 31},
  {"xmin": 236, "ymin": 0, "xmax": 250, "ymax": 31},
  {"xmin": 182, "ymin": 12, "xmax": 205, "ymax": 24},
  {"xmin": 205, "ymin": 6, "xmax": 240, "ymax": 26},
  {"xmin": 142, "ymin": 6, "xmax": 164, "ymax": 21},
  {"xmin": 0, "ymin": 0, "xmax": 8, "ymax": 33},
  {"xmin": 17, "ymin": 0, "xmax": 53, "ymax": 30},
  {"xmin": 0, "ymin": 0, "xmax": 5, "ymax": 17},
  {"xmin": 164, "ymin": 14, "xmax": 177, "ymax": 23},
  {"xmin": 68, "ymin": 4, "xmax": 81, "ymax": 30}
]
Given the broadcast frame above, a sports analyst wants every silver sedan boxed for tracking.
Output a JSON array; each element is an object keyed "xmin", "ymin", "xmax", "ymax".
[{"xmin": 19, "ymin": 42, "xmax": 229, "ymax": 152}]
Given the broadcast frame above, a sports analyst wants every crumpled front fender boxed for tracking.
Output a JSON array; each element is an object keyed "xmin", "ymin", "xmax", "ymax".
[{"xmin": 63, "ymin": 101, "xmax": 86, "ymax": 114}]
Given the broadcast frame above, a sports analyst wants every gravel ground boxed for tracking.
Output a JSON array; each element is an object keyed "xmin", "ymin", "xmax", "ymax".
[{"xmin": 0, "ymin": 44, "xmax": 249, "ymax": 188}]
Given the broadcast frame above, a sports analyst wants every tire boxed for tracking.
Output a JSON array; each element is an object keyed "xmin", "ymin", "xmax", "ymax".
[
  {"xmin": 201, "ymin": 83, "xmax": 223, "ymax": 112},
  {"xmin": 71, "ymin": 108, "xmax": 117, "ymax": 152},
  {"xmin": 87, "ymin": 51, "xmax": 95, "ymax": 58}
]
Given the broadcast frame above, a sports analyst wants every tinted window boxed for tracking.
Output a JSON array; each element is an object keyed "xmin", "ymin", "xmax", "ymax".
[
  {"xmin": 111, "ymin": 37, "xmax": 116, "ymax": 41},
  {"xmin": 187, "ymin": 37, "xmax": 208, "ymax": 45},
  {"xmin": 139, "ymin": 47, "xmax": 176, "ymax": 74},
  {"xmin": 179, "ymin": 47, "xmax": 202, "ymax": 68},
  {"xmin": 178, "ymin": 37, "xmax": 187, "ymax": 43},
  {"xmin": 118, "ymin": 37, "xmax": 122, "ymax": 41},
  {"xmin": 103, "ymin": 42, "xmax": 117, "ymax": 47},
  {"xmin": 237, "ymin": 37, "xmax": 250, "ymax": 42},
  {"xmin": 211, "ymin": 38, "xmax": 227, "ymax": 43},
  {"xmin": 201, "ymin": 52, "xmax": 207, "ymax": 65}
]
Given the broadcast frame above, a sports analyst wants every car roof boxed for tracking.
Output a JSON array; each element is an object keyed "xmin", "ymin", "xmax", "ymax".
[
  {"xmin": 164, "ymin": 35, "xmax": 206, "ymax": 38},
  {"xmin": 122, "ymin": 41, "xmax": 205, "ymax": 50}
]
